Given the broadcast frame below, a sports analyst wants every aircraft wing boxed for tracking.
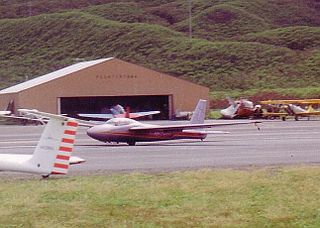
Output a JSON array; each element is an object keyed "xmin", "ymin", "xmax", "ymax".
[
  {"xmin": 79, "ymin": 111, "xmax": 160, "ymax": 120},
  {"xmin": 183, "ymin": 129, "xmax": 230, "ymax": 134},
  {"xmin": 262, "ymin": 112, "xmax": 288, "ymax": 116},
  {"xmin": 115, "ymin": 111, "xmax": 160, "ymax": 118},
  {"xmin": 78, "ymin": 113, "xmax": 114, "ymax": 119},
  {"xmin": 0, "ymin": 111, "xmax": 11, "ymax": 115},
  {"xmin": 261, "ymin": 99, "xmax": 320, "ymax": 105},
  {"xmin": 129, "ymin": 121, "xmax": 260, "ymax": 132},
  {"xmin": 16, "ymin": 109, "xmax": 99, "ymax": 127},
  {"xmin": 0, "ymin": 114, "xmax": 48, "ymax": 124},
  {"xmin": 294, "ymin": 111, "xmax": 320, "ymax": 116}
]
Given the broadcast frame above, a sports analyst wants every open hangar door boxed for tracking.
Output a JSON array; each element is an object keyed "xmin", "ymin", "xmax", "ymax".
[{"xmin": 59, "ymin": 95, "xmax": 171, "ymax": 120}]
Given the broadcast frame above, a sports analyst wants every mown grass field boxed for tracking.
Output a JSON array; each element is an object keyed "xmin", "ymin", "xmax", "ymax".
[{"xmin": 1, "ymin": 166, "xmax": 320, "ymax": 227}]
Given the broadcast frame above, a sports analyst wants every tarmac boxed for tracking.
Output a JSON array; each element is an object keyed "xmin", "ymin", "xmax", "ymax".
[{"xmin": 0, "ymin": 119, "xmax": 319, "ymax": 177}]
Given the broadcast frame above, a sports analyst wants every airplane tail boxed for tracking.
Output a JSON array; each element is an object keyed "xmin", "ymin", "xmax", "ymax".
[
  {"xmin": 190, "ymin": 99, "xmax": 207, "ymax": 124},
  {"xmin": 125, "ymin": 106, "xmax": 130, "ymax": 118},
  {"xmin": 306, "ymin": 105, "xmax": 315, "ymax": 113},
  {"xmin": 227, "ymin": 96, "xmax": 236, "ymax": 106},
  {"xmin": 5, "ymin": 100, "xmax": 14, "ymax": 113},
  {"xmin": 29, "ymin": 115, "xmax": 78, "ymax": 176}
]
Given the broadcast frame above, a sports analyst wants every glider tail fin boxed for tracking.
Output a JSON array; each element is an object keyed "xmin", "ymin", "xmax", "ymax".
[
  {"xmin": 29, "ymin": 116, "xmax": 78, "ymax": 175},
  {"xmin": 190, "ymin": 99, "xmax": 207, "ymax": 124}
]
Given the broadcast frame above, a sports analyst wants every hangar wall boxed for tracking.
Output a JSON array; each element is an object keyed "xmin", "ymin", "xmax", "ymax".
[{"xmin": 0, "ymin": 58, "xmax": 209, "ymax": 119}]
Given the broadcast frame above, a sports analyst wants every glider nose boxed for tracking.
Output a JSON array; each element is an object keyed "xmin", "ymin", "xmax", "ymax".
[
  {"xmin": 87, "ymin": 125, "xmax": 110, "ymax": 142},
  {"xmin": 87, "ymin": 126, "xmax": 99, "ymax": 139}
]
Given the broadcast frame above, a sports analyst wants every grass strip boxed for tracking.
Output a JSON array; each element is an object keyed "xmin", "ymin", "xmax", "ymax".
[{"xmin": 0, "ymin": 166, "xmax": 320, "ymax": 227}]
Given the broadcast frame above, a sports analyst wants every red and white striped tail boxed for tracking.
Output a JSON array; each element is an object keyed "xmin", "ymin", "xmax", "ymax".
[{"xmin": 51, "ymin": 120, "xmax": 78, "ymax": 175}]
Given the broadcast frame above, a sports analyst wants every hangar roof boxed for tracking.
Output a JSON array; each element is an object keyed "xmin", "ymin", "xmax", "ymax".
[{"xmin": 0, "ymin": 57, "xmax": 113, "ymax": 94}]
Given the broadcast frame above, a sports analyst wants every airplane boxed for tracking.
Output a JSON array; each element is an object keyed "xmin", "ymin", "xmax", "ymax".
[
  {"xmin": 0, "ymin": 100, "xmax": 48, "ymax": 125},
  {"xmin": 0, "ymin": 109, "xmax": 48, "ymax": 125},
  {"xmin": 0, "ymin": 100, "xmax": 14, "ymax": 115},
  {"xmin": 260, "ymin": 99, "xmax": 320, "ymax": 120},
  {"xmin": 259, "ymin": 104, "xmax": 289, "ymax": 121},
  {"xmin": 220, "ymin": 97, "xmax": 262, "ymax": 119},
  {"xmin": 78, "ymin": 104, "xmax": 160, "ymax": 120},
  {"xmin": 174, "ymin": 109, "xmax": 193, "ymax": 120},
  {"xmin": 0, "ymin": 110, "xmax": 85, "ymax": 177},
  {"xmin": 260, "ymin": 99, "xmax": 320, "ymax": 105},
  {"xmin": 86, "ymin": 99, "xmax": 260, "ymax": 146}
]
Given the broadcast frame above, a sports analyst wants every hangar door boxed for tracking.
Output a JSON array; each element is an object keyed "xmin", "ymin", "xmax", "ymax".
[{"xmin": 59, "ymin": 95, "xmax": 171, "ymax": 120}]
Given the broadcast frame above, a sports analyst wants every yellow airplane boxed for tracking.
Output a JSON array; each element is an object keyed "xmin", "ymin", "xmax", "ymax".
[
  {"xmin": 260, "ymin": 99, "xmax": 320, "ymax": 121},
  {"xmin": 260, "ymin": 99, "xmax": 320, "ymax": 105}
]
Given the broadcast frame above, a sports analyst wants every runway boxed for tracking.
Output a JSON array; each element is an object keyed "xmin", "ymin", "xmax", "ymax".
[{"xmin": 0, "ymin": 120, "xmax": 319, "ymax": 176}]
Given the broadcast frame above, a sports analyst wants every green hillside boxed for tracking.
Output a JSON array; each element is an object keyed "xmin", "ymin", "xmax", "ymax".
[
  {"xmin": 238, "ymin": 26, "xmax": 320, "ymax": 50},
  {"xmin": 82, "ymin": 2, "xmax": 169, "ymax": 25},
  {"xmin": 228, "ymin": 0, "xmax": 320, "ymax": 27},
  {"xmin": 174, "ymin": 4, "xmax": 271, "ymax": 41},
  {"xmin": 0, "ymin": 0, "xmax": 319, "ymax": 98}
]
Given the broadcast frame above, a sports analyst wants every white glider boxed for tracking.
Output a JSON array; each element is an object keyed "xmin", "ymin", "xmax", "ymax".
[{"xmin": 0, "ymin": 111, "xmax": 85, "ymax": 177}]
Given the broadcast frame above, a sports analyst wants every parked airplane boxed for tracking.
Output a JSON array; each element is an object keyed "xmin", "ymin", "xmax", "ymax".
[
  {"xmin": 260, "ymin": 99, "xmax": 320, "ymax": 105},
  {"xmin": 0, "ymin": 100, "xmax": 48, "ymax": 125},
  {"xmin": 0, "ymin": 108, "xmax": 48, "ymax": 125},
  {"xmin": 86, "ymin": 99, "xmax": 260, "ymax": 145},
  {"xmin": 0, "ymin": 100, "xmax": 14, "ymax": 115},
  {"xmin": 220, "ymin": 97, "xmax": 262, "ymax": 119},
  {"xmin": 260, "ymin": 99, "xmax": 320, "ymax": 120},
  {"xmin": 78, "ymin": 104, "xmax": 160, "ymax": 120},
  {"xmin": 0, "ymin": 110, "xmax": 85, "ymax": 177}
]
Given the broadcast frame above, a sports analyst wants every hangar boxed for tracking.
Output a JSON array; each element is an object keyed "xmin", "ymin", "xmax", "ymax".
[{"xmin": 0, "ymin": 57, "xmax": 209, "ymax": 119}]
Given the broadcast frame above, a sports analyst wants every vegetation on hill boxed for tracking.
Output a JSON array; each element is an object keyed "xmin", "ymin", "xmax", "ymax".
[
  {"xmin": 0, "ymin": 12, "xmax": 303, "ymax": 91},
  {"xmin": 238, "ymin": 26, "xmax": 320, "ymax": 50},
  {"xmin": 0, "ymin": 0, "xmax": 174, "ymax": 20},
  {"xmin": 0, "ymin": 0, "xmax": 319, "ymax": 100},
  {"xmin": 229, "ymin": 0, "xmax": 320, "ymax": 27},
  {"xmin": 82, "ymin": 2, "xmax": 169, "ymax": 25},
  {"xmin": 174, "ymin": 4, "xmax": 271, "ymax": 41}
]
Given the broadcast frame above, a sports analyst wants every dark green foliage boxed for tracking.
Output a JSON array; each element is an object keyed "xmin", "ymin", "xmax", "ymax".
[
  {"xmin": 238, "ymin": 26, "xmax": 320, "ymax": 50},
  {"xmin": 174, "ymin": 4, "xmax": 271, "ymax": 41},
  {"xmin": 82, "ymin": 2, "xmax": 168, "ymax": 25},
  {"xmin": 228, "ymin": 0, "xmax": 320, "ymax": 27}
]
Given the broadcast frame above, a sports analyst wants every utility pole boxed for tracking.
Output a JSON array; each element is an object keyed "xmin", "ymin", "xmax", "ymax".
[
  {"xmin": 28, "ymin": 1, "xmax": 32, "ymax": 17},
  {"xmin": 189, "ymin": 0, "xmax": 192, "ymax": 40}
]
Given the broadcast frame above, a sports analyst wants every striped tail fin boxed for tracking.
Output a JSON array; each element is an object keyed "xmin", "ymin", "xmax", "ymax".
[
  {"xmin": 29, "ymin": 117, "xmax": 78, "ymax": 176},
  {"xmin": 51, "ymin": 120, "xmax": 78, "ymax": 175}
]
